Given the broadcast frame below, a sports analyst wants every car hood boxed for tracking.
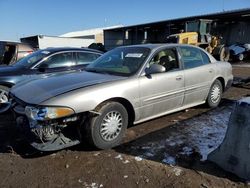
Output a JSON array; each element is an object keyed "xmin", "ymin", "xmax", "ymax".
[
  {"xmin": 0, "ymin": 65, "xmax": 23, "ymax": 75},
  {"xmin": 11, "ymin": 71, "xmax": 125, "ymax": 105}
]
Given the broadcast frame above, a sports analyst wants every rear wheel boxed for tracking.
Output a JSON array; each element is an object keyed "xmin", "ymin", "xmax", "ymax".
[
  {"xmin": 206, "ymin": 80, "xmax": 223, "ymax": 108},
  {"xmin": 238, "ymin": 53, "xmax": 244, "ymax": 61},
  {"xmin": 85, "ymin": 102, "xmax": 128, "ymax": 149},
  {"xmin": 0, "ymin": 85, "xmax": 11, "ymax": 113}
]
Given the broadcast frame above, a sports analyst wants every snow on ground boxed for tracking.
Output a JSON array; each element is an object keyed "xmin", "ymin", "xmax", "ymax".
[
  {"xmin": 130, "ymin": 105, "xmax": 233, "ymax": 165},
  {"xmin": 239, "ymin": 97, "xmax": 250, "ymax": 104}
]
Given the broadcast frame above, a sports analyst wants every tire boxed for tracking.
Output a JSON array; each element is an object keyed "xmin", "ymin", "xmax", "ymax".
[
  {"xmin": 238, "ymin": 53, "xmax": 244, "ymax": 61},
  {"xmin": 85, "ymin": 102, "xmax": 128, "ymax": 149},
  {"xmin": 0, "ymin": 85, "xmax": 11, "ymax": 113},
  {"xmin": 206, "ymin": 80, "xmax": 223, "ymax": 108}
]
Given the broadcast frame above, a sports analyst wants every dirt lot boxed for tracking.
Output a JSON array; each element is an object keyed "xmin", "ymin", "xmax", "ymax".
[{"xmin": 0, "ymin": 64, "xmax": 249, "ymax": 188}]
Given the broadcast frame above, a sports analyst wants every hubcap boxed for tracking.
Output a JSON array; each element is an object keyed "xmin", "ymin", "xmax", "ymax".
[
  {"xmin": 100, "ymin": 111, "xmax": 123, "ymax": 141},
  {"xmin": 0, "ymin": 88, "xmax": 11, "ymax": 113},
  {"xmin": 0, "ymin": 89, "xmax": 8, "ymax": 103},
  {"xmin": 211, "ymin": 84, "xmax": 221, "ymax": 104},
  {"xmin": 239, "ymin": 54, "xmax": 244, "ymax": 61}
]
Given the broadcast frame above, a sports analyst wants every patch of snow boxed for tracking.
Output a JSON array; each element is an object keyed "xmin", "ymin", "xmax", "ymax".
[
  {"xmin": 133, "ymin": 105, "xmax": 232, "ymax": 164},
  {"xmin": 82, "ymin": 182, "xmax": 102, "ymax": 188},
  {"xmin": 93, "ymin": 152, "xmax": 100, "ymax": 156},
  {"xmin": 141, "ymin": 146, "xmax": 151, "ymax": 150},
  {"xmin": 123, "ymin": 175, "xmax": 128, "ymax": 179},
  {"xmin": 239, "ymin": 97, "xmax": 250, "ymax": 105},
  {"xmin": 115, "ymin": 154, "xmax": 123, "ymax": 160},
  {"xmin": 162, "ymin": 154, "xmax": 176, "ymax": 165},
  {"xmin": 144, "ymin": 152, "xmax": 154, "ymax": 157},
  {"xmin": 123, "ymin": 160, "xmax": 130, "ymax": 164},
  {"xmin": 135, "ymin": 156, "xmax": 143, "ymax": 161},
  {"xmin": 172, "ymin": 167, "xmax": 182, "ymax": 176},
  {"xmin": 179, "ymin": 146, "xmax": 193, "ymax": 156}
]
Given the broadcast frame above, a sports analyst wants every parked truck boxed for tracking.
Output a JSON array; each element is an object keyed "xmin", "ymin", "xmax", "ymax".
[{"xmin": 20, "ymin": 35, "xmax": 95, "ymax": 49}]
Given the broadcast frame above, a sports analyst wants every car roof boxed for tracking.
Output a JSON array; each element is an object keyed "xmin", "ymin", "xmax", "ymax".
[
  {"xmin": 42, "ymin": 47, "xmax": 103, "ymax": 54},
  {"xmin": 117, "ymin": 43, "xmax": 201, "ymax": 51}
]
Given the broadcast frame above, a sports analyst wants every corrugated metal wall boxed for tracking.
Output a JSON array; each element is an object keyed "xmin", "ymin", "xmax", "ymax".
[{"xmin": 226, "ymin": 22, "xmax": 250, "ymax": 44}]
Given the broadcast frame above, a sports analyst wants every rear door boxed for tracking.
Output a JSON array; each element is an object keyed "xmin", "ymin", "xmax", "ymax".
[
  {"xmin": 178, "ymin": 46, "xmax": 215, "ymax": 106},
  {"xmin": 139, "ymin": 47, "xmax": 185, "ymax": 120}
]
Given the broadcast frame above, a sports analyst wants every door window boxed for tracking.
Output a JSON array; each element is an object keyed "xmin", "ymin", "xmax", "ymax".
[
  {"xmin": 76, "ymin": 52, "xmax": 100, "ymax": 65},
  {"xmin": 179, "ymin": 46, "xmax": 209, "ymax": 69},
  {"xmin": 38, "ymin": 52, "xmax": 74, "ymax": 69},
  {"xmin": 149, "ymin": 48, "xmax": 179, "ymax": 72}
]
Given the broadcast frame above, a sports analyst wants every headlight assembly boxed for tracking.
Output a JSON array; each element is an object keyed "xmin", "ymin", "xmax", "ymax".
[{"xmin": 25, "ymin": 106, "xmax": 75, "ymax": 121}]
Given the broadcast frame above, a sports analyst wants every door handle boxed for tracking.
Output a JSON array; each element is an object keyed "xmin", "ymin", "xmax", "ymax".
[
  {"xmin": 176, "ymin": 76, "xmax": 182, "ymax": 81},
  {"xmin": 209, "ymin": 69, "xmax": 213, "ymax": 73}
]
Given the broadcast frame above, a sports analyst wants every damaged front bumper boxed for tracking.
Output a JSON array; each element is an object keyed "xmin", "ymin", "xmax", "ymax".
[
  {"xmin": 15, "ymin": 115, "xmax": 81, "ymax": 151},
  {"xmin": 11, "ymin": 96, "xmax": 82, "ymax": 151}
]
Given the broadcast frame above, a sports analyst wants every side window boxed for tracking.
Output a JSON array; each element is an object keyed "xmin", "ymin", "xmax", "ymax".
[
  {"xmin": 200, "ymin": 50, "xmax": 211, "ymax": 64},
  {"xmin": 149, "ymin": 48, "xmax": 179, "ymax": 72},
  {"xmin": 179, "ymin": 47, "xmax": 205, "ymax": 69},
  {"xmin": 76, "ymin": 52, "xmax": 100, "ymax": 65},
  {"xmin": 38, "ymin": 52, "xmax": 74, "ymax": 69}
]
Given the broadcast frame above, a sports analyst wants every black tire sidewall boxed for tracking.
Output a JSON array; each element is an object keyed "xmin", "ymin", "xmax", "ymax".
[
  {"xmin": 207, "ymin": 80, "xmax": 222, "ymax": 108},
  {"xmin": 88, "ymin": 102, "xmax": 128, "ymax": 149}
]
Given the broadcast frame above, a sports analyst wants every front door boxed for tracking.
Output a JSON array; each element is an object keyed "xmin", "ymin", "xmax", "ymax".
[{"xmin": 139, "ymin": 48, "xmax": 185, "ymax": 121}]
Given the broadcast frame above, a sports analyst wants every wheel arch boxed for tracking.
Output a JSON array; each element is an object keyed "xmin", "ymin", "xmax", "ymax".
[
  {"xmin": 0, "ymin": 82, "xmax": 14, "ymax": 88},
  {"xmin": 215, "ymin": 77, "xmax": 225, "ymax": 92},
  {"xmin": 94, "ymin": 97, "xmax": 135, "ymax": 127}
]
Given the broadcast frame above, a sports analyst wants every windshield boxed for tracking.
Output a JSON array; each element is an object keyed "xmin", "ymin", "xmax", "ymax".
[
  {"xmin": 85, "ymin": 47, "xmax": 150, "ymax": 76},
  {"xmin": 14, "ymin": 50, "xmax": 51, "ymax": 68}
]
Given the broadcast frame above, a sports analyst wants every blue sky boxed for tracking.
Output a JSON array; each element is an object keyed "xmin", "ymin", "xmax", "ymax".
[{"xmin": 0, "ymin": 0, "xmax": 250, "ymax": 41}]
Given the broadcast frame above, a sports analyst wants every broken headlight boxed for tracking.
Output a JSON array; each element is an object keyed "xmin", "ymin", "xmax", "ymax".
[{"xmin": 25, "ymin": 106, "xmax": 75, "ymax": 121}]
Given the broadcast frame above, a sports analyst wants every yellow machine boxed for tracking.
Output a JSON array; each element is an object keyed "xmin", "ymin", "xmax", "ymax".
[{"xmin": 166, "ymin": 19, "xmax": 230, "ymax": 61}]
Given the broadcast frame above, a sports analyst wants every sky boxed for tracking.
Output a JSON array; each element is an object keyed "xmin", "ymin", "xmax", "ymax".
[{"xmin": 0, "ymin": 0, "xmax": 250, "ymax": 41}]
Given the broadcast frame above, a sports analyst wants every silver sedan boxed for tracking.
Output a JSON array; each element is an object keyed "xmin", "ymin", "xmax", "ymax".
[{"xmin": 10, "ymin": 44, "xmax": 233, "ymax": 151}]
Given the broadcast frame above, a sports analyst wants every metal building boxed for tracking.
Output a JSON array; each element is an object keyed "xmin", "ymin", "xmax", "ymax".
[{"xmin": 104, "ymin": 8, "xmax": 250, "ymax": 50}]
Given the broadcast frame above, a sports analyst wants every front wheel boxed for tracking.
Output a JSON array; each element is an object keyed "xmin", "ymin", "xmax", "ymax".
[
  {"xmin": 85, "ymin": 102, "xmax": 128, "ymax": 149},
  {"xmin": 206, "ymin": 80, "xmax": 223, "ymax": 108},
  {"xmin": 0, "ymin": 85, "xmax": 11, "ymax": 113}
]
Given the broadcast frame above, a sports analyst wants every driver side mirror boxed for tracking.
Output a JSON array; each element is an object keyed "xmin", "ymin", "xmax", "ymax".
[{"xmin": 145, "ymin": 64, "xmax": 166, "ymax": 75}]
